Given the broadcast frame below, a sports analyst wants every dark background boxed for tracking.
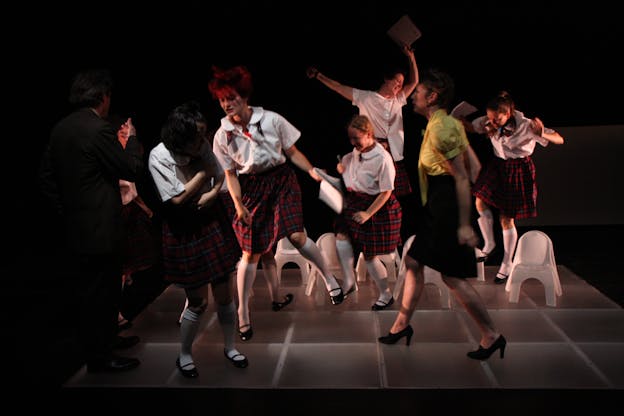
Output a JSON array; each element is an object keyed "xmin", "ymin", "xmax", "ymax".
[{"xmin": 11, "ymin": 0, "xmax": 622, "ymax": 257}]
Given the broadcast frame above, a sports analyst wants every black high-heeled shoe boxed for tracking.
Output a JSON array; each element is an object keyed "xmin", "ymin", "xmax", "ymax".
[
  {"xmin": 329, "ymin": 287, "xmax": 344, "ymax": 305},
  {"xmin": 238, "ymin": 324, "xmax": 253, "ymax": 341},
  {"xmin": 467, "ymin": 335, "xmax": 506, "ymax": 360},
  {"xmin": 494, "ymin": 273, "xmax": 508, "ymax": 285},
  {"xmin": 272, "ymin": 293, "xmax": 294, "ymax": 311},
  {"xmin": 378, "ymin": 325, "xmax": 413, "ymax": 346}
]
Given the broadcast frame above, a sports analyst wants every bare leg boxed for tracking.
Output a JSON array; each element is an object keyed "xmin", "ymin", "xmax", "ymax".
[
  {"xmin": 389, "ymin": 255, "xmax": 424, "ymax": 333},
  {"xmin": 260, "ymin": 252, "xmax": 279, "ymax": 302},
  {"xmin": 237, "ymin": 253, "xmax": 260, "ymax": 328},
  {"xmin": 442, "ymin": 275, "xmax": 500, "ymax": 347}
]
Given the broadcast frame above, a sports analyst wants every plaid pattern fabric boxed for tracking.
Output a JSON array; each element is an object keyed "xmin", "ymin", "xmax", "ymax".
[
  {"xmin": 409, "ymin": 175, "xmax": 477, "ymax": 278},
  {"xmin": 393, "ymin": 159, "xmax": 413, "ymax": 197},
  {"xmin": 234, "ymin": 163, "xmax": 304, "ymax": 254},
  {"xmin": 121, "ymin": 201, "xmax": 159, "ymax": 275},
  {"xmin": 472, "ymin": 156, "xmax": 537, "ymax": 219},
  {"xmin": 335, "ymin": 191, "xmax": 402, "ymax": 257},
  {"xmin": 161, "ymin": 200, "xmax": 240, "ymax": 288}
]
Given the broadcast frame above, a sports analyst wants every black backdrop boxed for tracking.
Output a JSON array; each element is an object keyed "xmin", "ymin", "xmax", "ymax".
[{"xmin": 11, "ymin": 0, "xmax": 624, "ymax": 248}]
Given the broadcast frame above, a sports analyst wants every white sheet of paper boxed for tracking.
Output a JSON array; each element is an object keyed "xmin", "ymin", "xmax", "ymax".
[
  {"xmin": 450, "ymin": 101, "xmax": 478, "ymax": 119},
  {"xmin": 319, "ymin": 180, "xmax": 343, "ymax": 214},
  {"xmin": 387, "ymin": 15, "xmax": 422, "ymax": 47},
  {"xmin": 314, "ymin": 168, "xmax": 343, "ymax": 190}
]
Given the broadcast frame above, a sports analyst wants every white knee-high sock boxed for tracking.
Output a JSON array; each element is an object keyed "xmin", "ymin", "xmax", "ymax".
[
  {"xmin": 366, "ymin": 257, "xmax": 392, "ymax": 302},
  {"xmin": 261, "ymin": 254, "xmax": 278, "ymax": 302},
  {"xmin": 297, "ymin": 237, "xmax": 340, "ymax": 291},
  {"xmin": 217, "ymin": 301, "xmax": 237, "ymax": 351},
  {"xmin": 335, "ymin": 239, "xmax": 356, "ymax": 291},
  {"xmin": 179, "ymin": 308, "xmax": 202, "ymax": 368},
  {"xmin": 477, "ymin": 209, "xmax": 496, "ymax": 254},
  {"xmin": 500, "ymin": 227, "xmax": 518, "ymax": 275},
  {"xmin": 237, "ymin": 259, "xmax": 257, "ymax": 327}
]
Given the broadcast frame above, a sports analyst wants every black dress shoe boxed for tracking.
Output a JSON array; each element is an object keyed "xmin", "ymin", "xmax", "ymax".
[
  {"xmin": 87, "ymin": 355, "xmax": 140, "ymax": 373},
  {"xmin": 113, "ymin": 335, "xmax": 140, "ymax": 350},
  {"xmin": 329, "ymin": 287, "xmax": 344, "ymax": 305},
  {"xmin": 378, "ymin": 325, "xmax": 414, "ymax": 346},
  {"xmin": 467, "ymin": 335, "xmax": 507, "ymax": 360},
  {"xmin": 494, "ymin": 272, "xmax": 508, "ymax": 285},
  {"xmin": 224, "ymin": 349, "xmax": 249, "ymax": 368},
  {"xmin": 271, "ymin": 293, "xmax": 294, "ymax": 311},
  {"xmin": 343, "ymin": 285, "xmax": 356, "ymax": 298},
  {"xmin": 238, "ymin": 324, "xmax": 253, "ymax": 341},
  {"xmin": 476, "ymin": 246, "xmax": 496, "ymax": 263},
  {"xmin": 371, "ymin": 297, "xmax": 394, "ymax": 311},
  {"xmin": 176, "ymin": 357, "xmax": 199, "ymax": 378}
]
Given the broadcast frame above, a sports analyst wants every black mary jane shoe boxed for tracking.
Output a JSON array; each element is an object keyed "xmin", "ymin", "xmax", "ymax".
[
  {"xmin": 476, "ymin": 246, "xmax": 497, "ymax": 262},
  {"xmin": 343, "ymin": 285, "xmax": 356, "ymax": 298},
  {"xmin": 494, "ymin": 272, "xmax": 509, "ymax": 285},
  {"xmin": 224, "ymin": 349, "xmax": 249, "ymax": 368},
  {"xmin": 371, "ymin": 297, "xmax": 394, "ymax": 311},
  {"xmin": 272, "ymin": 293, "xmax": 294, "ymax": 311},
  {"xmin": 238, "ymin": 324, "xmax": 253, "ymax": 341},
  {"xmin": 176, "ymin": 357, "xmax": 199, "ymax": 378},
  {"xmin": 328, "ymin": 287, "xmax": 344, "ymax": 305}
]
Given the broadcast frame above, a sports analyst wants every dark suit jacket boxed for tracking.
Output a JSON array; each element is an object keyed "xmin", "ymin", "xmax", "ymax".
[{"xmin": 40, "ymin": 108, "xmax": 144, "ymax": 254}]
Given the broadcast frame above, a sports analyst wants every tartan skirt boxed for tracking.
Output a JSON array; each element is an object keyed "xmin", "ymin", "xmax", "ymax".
[
  {"xmin": 161, "ymin": 200, "xmax": 240, "ymax": 288},
  {"xmin": 472, "ymin": 156, "xmax": 537, "ymax": 219},
  {"xmin": 409, "ymin": 175, "xmax": 477, "ymax": 278},
  {"xmin": 393, "ymin": 159, "xmax": 413, "ymax": 197},
  {"xmin": 235, "ymin": 163, "xmax": 304, "ymax": 254},
  {"xmin": 335, "ymin": 191, "xmax": 402, "ymax": 257}
]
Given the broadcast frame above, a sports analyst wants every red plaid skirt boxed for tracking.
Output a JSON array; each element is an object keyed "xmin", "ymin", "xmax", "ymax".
[
  {"xmin": 335, "ymin": 191, "xmax": 402, "ymax": 257},
  {"xmin": 472, "ymin": 156, "xmax": 537, "ymax": 219},
  {"xmin": 393, "ymin": 160, "xmax": 413, "ymax": 197},
  {"xmin": 235, "ymin": 163, "xmax": 304, "ymax": 254},
  {"xmin": 161, "ymin": 200, "xmax": 240, "ymax": 288}
]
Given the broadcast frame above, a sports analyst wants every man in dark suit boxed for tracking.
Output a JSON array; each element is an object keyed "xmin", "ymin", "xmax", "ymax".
[{"xmin": 40, "ymin": 69, "xmax": 144, "ymax": 373}]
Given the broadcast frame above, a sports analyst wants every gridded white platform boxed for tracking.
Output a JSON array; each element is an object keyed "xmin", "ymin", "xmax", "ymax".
[{"xmin": 64, "ymin": 265, "xmax": 624, "ymax": 391}]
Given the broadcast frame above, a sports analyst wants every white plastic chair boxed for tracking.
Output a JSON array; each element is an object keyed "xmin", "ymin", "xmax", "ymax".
[
  {"xmin": 355, "ymin": 249, "xmax": 400, "ymax": 282},
  {"xmin": 393, "ymin": 235, "xmax": 451, "ymax": 308},
  {"xmin": 305, "ymin": 232, "xmax": 357, "ymax": 296},
  {"xmin": 505, "ymin": 230, "xmax": 562, "ymax": 307},
  {"xmin": 274, "ymin": 233, "xmax": 311, "ymax": 287}
]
